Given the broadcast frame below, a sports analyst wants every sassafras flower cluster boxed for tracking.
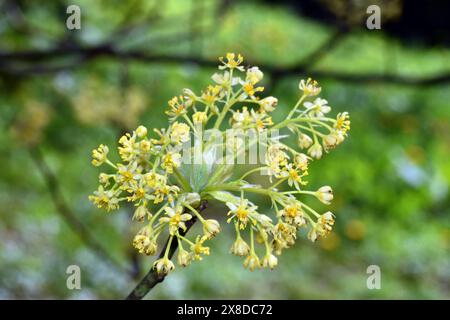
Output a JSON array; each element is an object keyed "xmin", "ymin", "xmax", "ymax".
[{"xmin": 89, "ymin": 53, "xmax": 350, "ymax": 276}]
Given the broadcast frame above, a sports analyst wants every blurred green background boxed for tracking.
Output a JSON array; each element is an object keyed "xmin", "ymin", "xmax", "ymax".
[{"xmin": 0, "ymin": 0, "xmax": 449, "ymax": 299}]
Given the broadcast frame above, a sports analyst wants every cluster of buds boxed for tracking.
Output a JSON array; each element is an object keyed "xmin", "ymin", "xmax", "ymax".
[{"xmin": 89, "ymin": 53, "xmax": 350, "ymax": 276}]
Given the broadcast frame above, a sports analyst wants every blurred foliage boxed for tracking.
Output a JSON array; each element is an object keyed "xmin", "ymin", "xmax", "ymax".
[{"xmin": 0, "ymin": 0, "xmax": 449, "ymax": 299}]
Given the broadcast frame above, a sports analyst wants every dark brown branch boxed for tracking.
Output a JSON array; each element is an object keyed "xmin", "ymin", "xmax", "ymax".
[
  {"xmin": 1, "ymin": 45, "xmax": 449, "ymax": 86},
  {"xmin": 295, "ymin": 28, "xmax": 348, "ymax": 70},
  {"xmin": 28, "ymin": 147, "xmax": 131, "ymax": 276},
  {"xmin": 126, "ymin": 201, "xmax": 208, "ymax": 300}
]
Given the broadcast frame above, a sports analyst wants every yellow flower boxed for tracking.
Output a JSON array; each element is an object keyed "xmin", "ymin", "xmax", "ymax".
[
  {"xmin": 153, "ymin": 183, "xmax": 180, "ymax": 204},
  {"xmin": 251, "ymin": 110, "xmax": 273, "ymax": 131},
  {"xmin": 212, "ymin": 71, "xmax": 239, "ymax": 88},
  {"xmin": 139, "ymin": 139, "xmax": 152, "ymax": 152},
  {"xmin": 231, "ymin": 107, "xmax": 251, "ymax": 128},
  {"xmin": 323, "ymin": 133, "xmax": 339, "ymax": 150},
  {"xmin": 241, "ymin": 81, "xmax": 264, "ymax": 98},
  {"xmin": 91, "ymin": 144, "xmax": 109, "ymax": 166},
  {"xmin": 161, "ymin": 150, "xmax": 181, "ymax": 173},
  {"xmin": 190, "ymin": 236, "xmax": 210, "ymax": 261},
  {"xmin": 219, "ymin": 53, "xmax": 244, "ymax": 71},
  {"xmin": 284, "ymin": 163, "xmax": 306, "ymax": 190},
  {"xmin": 133, "ymin": 227, "xmax": 157, "ymax": 255},
  {"xmin": 166, "ymin": 96, "xmax": 187, "ymax": 121},
  {"xmin": 170, "ymin": 121, "xmax": 190, "ymax": 144},
  {"xmin": 89, "ymin": 54, "xmax": 351, "ymax": 274},
  {"xmin": 279, "ymin": 202, "xmax": 306, "ymax": 227},
  {"xmin": 318, "ymin": 211, "xmax": 335, "ymax": 233},
  {"xmin": 144, "ymin": 171, "xmax": 166, "ymax": 188},
  {"xmin": 116, "ymin": 162, "xmax": 140, "ymax": 189},
  {"xmin": 299, "ymin": 78, "xmax": 321, "ymax": 96},
  {"xmin": 159, "ymin": 206, "xmax": 192, "ymax": 235},
  {"xmin": 294, "ymin": 153, "xmax": 309, "ymax": 171},
  {"xmin": 265, "ymin": 143, "xmax": 289, "ymax": 178},
  {"xmin": 182, "ymin": 88, "xmax": 196, "ymax": 106},
  {"xmin": 273, "ymin": 221, "xmax": 297, "ymax": 247},
  {"xmin": 98, "ymin": 173, "xmax": 111, "ymax": 186},
  {"xmin": 201, "ymin": 85, "xmax": 223, "ymax": 112},
  {"xmin": 335, "ymin": 112, "xmax": 351, "ymax": 134},
  {"xmin": 304, "ymin": 98, "xmax": 331, "ymax": 118},
  {"xmin": 193, "ymin": 111, "xmax": 207, "ymax": 125},
  {"xmin": 118, "ymin": 133, "xmax": 138, "ymax": 162},
  {"xmin": 226, "ymin": 199, "xmax": 258, "ymax": 229},
  {"xmin": 308, "ymin": 211, "xmax": 335, "ymax": 242},
  {"xmin": 89, "ymin": 185, "xmax": 119, "ymax": 212}
]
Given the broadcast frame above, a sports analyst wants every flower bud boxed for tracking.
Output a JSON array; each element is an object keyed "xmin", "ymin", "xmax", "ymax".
[
  {"xmin": 230, "ymin": 237, "xmax": 250, "ymax": 256},
  {"xmin": 307, "ymin": 227, "xmax": 318, "ymax": 242},
  {"xmin": 177, "ymin": 248, "xmax": 191, "ymax": 267},
  {"xmin": 246, "ymin": 66, "xmax": 264, "ymax": 84},
  {"xmin": 308, "ymin": 143, "xmax": 323, "ymax": 159},
  {"xmin": 243, "ymin": 253, "xmax": 261, "ymax": 271},
  {"xmin": 260, "ymin": 96, "xmax": 278, "ymax": 112},
  {"xmin": 99, "ymin": 173, "xmax": 110, "ymax": 185},
  {"xmin": 203, "ymin": 219, "xmax": 221, "ymax": 238},
  {"xmin": 255, "ymin": 213, "xmax": 272, "ymax": 228},
  {"xmin": 258, "ymin": 228, "xmax": 269, "ymax": 242},
  {"xmin": 193, "ymin": 111, "xmax": 207, "ymax": 124},
  {"xmin": 133, "ymin": 205, "xmax": 150, "ymax": 222},
  {"xmin": 153, "ymin": 257, "xmax": 175, "ymax": 275},
  {"xmin": 323, "ymin": 134, "xmax": 337, "ymax": 150},
  {"xmin": 298, "ymin": 134, "xmax": 313, "ymax": 149},
  {"xmin": 182, "ymin": 88, "xmax": 196, "ymax": 107},
  {"xmin": 136, "ymin": 125, "xmax": 147, "ymax": 138},
  {"xmin": 272, "ymin": 238, "xmax": 288, "ymax": 255},
  {"xmin": 262, "ymin": 254, "xmax": 278, "ymax": 270},
  {"xmin": 316, "ymin": 186, "xmax": 333, "ymax": 205},
  {"xmin": 183, "ymin": 88, "xmax": 196, "ymax": 99},
  {"xmin": 294, "ymin": 153, "xmax": 309, "ymax": 170},
  {"xmin": 335, "ymin": 131, "xmax": 345, "ymax": 144},
  {"xmin": 184, "ymin": 193, "xmax": 201, "ymax": 207}
]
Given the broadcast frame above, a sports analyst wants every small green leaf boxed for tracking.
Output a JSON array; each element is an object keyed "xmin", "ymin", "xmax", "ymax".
[{"xmin": 206, "ymin": 191, "xmax": 240, "ymax": 205}]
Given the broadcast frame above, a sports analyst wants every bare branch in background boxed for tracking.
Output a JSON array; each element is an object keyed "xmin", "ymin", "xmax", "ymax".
[
  {"xmin": 1, "ymin": 45, "xmax": 449, "ymax": 86},
  {"xmin": 28, "ymin": 147, "xmax": 132, "ymax": 277}
]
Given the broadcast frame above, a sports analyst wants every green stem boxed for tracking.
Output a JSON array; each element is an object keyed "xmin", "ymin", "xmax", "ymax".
[
  {"xmin": 286, "ymin": 94, "xmax": 307, "ymax": 119},
  {"xmin": 213, "ymin": 87, "xmax": 243, "ymax": 130},
  {"xmin": 184, "ymin": 203, "xmax": 205, "ymax": 223},
  {"xmin": 300, "ymin": 202, "xmax": 321, "ymax": 218},
  {"xmin": 270, "ymin": 177, "xmax": 287, "ymax": 190},
  {"xmin": 239, "ymin": 167, "xmax": 263, "ymax": 181}
]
